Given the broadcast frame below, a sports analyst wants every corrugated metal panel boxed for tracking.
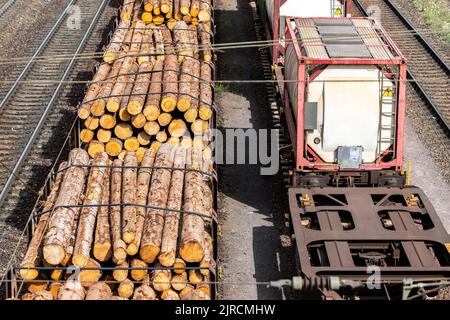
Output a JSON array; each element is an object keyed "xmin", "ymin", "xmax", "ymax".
[
  {"xmin": 295, "ymin": 19, "xmax": 328, "ymax": 59},
  {"xmin": 285, "ymin": 43, "xmax": 299, "ymax": 118},
  {"xmin": 352, "ymin": 19, "xmax": 394, "ymax": 60}
]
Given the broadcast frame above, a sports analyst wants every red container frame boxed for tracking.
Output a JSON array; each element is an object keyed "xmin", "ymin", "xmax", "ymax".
[
  {"xmin": 282, "ymin": 17, "xmax": 407, "ymax": 173},
  {"xmin": 266, "ymin": 0, "xmax": 353, "ymax": 64}
]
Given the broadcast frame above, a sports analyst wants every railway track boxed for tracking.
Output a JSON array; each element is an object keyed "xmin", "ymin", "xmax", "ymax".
[
  {"xmin": 0, "ymin": 0, "xmax": 118, "ymax": 275},
  {"xmin": 0, "ymin": 0, "xmax": 15, "ymax": 18},
  {"xmin": 353, "ymin": 0, "xmax": 450, "ymax": 136}
]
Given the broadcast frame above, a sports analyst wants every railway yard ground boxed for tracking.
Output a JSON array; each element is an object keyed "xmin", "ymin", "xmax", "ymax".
[{"xmin": 0, "ymin": 0, "xmax": 448, "ymax": 301}]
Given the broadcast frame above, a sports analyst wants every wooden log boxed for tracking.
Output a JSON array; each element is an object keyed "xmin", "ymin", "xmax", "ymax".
[
  {"xmin": 84, "ymin": 116, "xmax": 99, "ymax": 131},
  {"xmin": 198, "ymin": 0, "xmax": 211, "ymax": 21},
  {"xmin": 151, "ymin": 263, "xmax": 172, "ymax": 292},
  {"xmin": 191, "ymin": 119, "xmax": 208, "ymax": 136},
  {"xmin": 142, "ymin": 11, "xmax": 153, "ymax": 24},
  {"xmin": 161, "ymin": 55, "xmax": 179, "ymax": 112},
  {"xmin": 104, "ymin": 19, "xmax": 131, "ymax": 63},
  {"xmin": 183, "ymin": 288, "xmax": 210, "ymax": 300},
  {"xmin": 105, "ymin": 138, "xmax": 124, "ymax": 157},
  {"xmin": 125, "ymin": 137, "xmax": 140, "ymax": 152},
  {"xmin": 138, "ymin": 28, "xmax": 154, "ymax": 64},
  {"xmin": 188, "ymin": 269, "xmax": 203, "ymax": 285},
  {"xmin": 107, "ymin": 56, "xmax": 135, "ymax": 113},
  {"xmin": 49, "ymin": 283, "xmax": 62, "ymax": 299},
  {"xmin": 177, "ymin": 58, "xmax": 195, "ymax": 112},
  {"xmin": 27, "ymin": 290, "xmax": 53, "ymax": 300},
  {"xmin": 119, "ymin": 62, "xmax": 139, "ymax": 122},
  {"xmin": 161, "ymin": 25, "xmax": 175, "ymax": 55},
  {"xmin": 43, "ymin": 149, "xmax": 89, "ymax": 265},
  {"xmin": 111, "ymin": 159, "xmax": 127, "ymax": 264},
  {"xmin": 183, "ymin": 13, "xmax": 192, "ymax": 24},
  {"xmin": 130, "ymin": 20, "xmax": 145, "ymax": 58},
  {"xmin": 140, "ymin": 144, "xmax": 174, "ymax": 263},
  {"xmin": 79, "ymin": 64, "xmax": 112, "ymax": 119},
  {"xmin": 184, "ymin": 59, "xmax": 200, "ymax": 122},
  {"xmin": 137, "ymin": 131, "xmax": 151, "ymax": 146},
  {"xmin": 128, "ymin": 61, "xmax": 153, "ymax": 115},
  {"xmin": 88, "ymin": 141, "xmax": 105, "ymax": 159},
  {"xmin": 93, "ymin": 161, "xmax": 112, "ymax": 262},
  {"xmin": 130, "ymin": 258, "xmax": 148, "ymax": 281},
  {"xmin": 179, "ymin": 146, "xmax": 206, "ymax": 262},
  {"xmin": 157, "ymin": 112, "xmax": 172, "ymax": 127},
  {"xmin": 199, "ymin": 62, "xmax": 213, "ymax": 120},
  {"xmin": 143, "ymin": 59, "xmax": 163, "ymax": 121},
  {"xmin": 122, "ymin": 152, "xmax": 138, "ymax": 244},
  {"xmin": 97, "ymin": 129, "xmax": 112, "ymax": 143},
  {"xmin": 80, "ymin": 129, "xmax": 94, "ymax": 143},
  {"xmin": 161, "ymin": 289, "xmax": 180, "ymax": 300},
  {"xmin": 27, "ymin": 277, "xmax": 48, "ymax": 293},
  {"xmin": 91, "ymin": 59, "xmax": 123, "ymax": 116},
  {"xmin": 190, "ymin": 0, "xmax": 200, "ymax": 17},
  {"xmin": 153, "ymin": 14, "xmax": 165, "ymax": 25},
  {"xmin": 99, "ymin": 114, "xmax": 116, "ymax": 130},
  {"xmin": 19, "ymin": 162, "xmax": 67, "ymax": 280},
  {"xmin": 144, "ymin": 121, "xmax": 160, "ymax": 136},
  {"xmin": 180, "ymin": 0, "xmax": 190, "ymax": 15},
  {"xmin": 179, "ymin": 284, "xmax": 194, "ymax": 299},
  {"xmin": 85, "ymin": 282, "xmax": 112, "ymax": 300},
  {"xmin": 173, "ymin": 257, "xmax": 186, "ymax": 274},
  {"xmin": 171, "ymin": 271, "xmax": 188, "ymax": 291},
  {"xmin": 153, "ymin": 26, "xmax": 165, "ymax": 59},
  {"xmin": 133, "ymin": 277, "xmax": 157, "ymax": 300},
  {"xmin": 198, "ymin": 23, "xmax": 212, "ymax": 62},
  {"xmin": 173, "ymin": 0, "xmax": 181, "ymax": 20},
  {"xmin": 161, "ymin": 0, "xmax": 170, "ymax": 13},
  {"xmin": 156, "ymin": 130, "xmax": 168, "ymax": 143},
  {"xmin": 173, "ymin": 21, "xmax": 192, "ymax": 58},
  {"xmin": 159, "ymin": 146, "xmax": 186, "ymax": 266},
  {"xmin": 127, "ymin": 143, "xmax": 161, "ymax": 255},
  {"xmin": 196, "ymin": 275, "xmax": 211, "ymax": 298},
  {"xmin": 168, "ymin": 119, "xmax": 188, "ymax": 138},
  {"xmin": 120, "ymin": 0, "xmax": 135, "ymax": 21},
  {"xmin": 152, "ymin": 0, "xmax": 161, "ymax": 15},
  {"xmin": 113, "ymin": 261, "xmax": 129, "ymax": 282},
  {"xmin": 79, "ymin": 258, "xmax": 102, "ymax": 287},
  {"xmin": 118, "ymin": 279, "xmax": 135, "ymax": 298},
  {"xmin": 200, "ymin": 231, "xmax": 212, "ymax": 276},
  {"xmin": 131, "ymin": 113, "xmax": 147, "ymax": 129},
  {"xmin": 58, "ymin": 280, "xmax": 85, "ymax": 300},
  {"xmin": 144, "ymin": 0, "xmax": 153, "ymax": 12},
  {"xmin": 114, "ymin": 123, "xmax": 134, "ymax": 140}
]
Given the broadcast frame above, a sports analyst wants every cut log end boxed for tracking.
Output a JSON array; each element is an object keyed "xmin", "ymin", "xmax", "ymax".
[
  {"xmin": 126, "ymin": 242, "xmax": 139, "ymax": 256},
  {"xmin": 106, "ymin": 100, "xmax": 120, "ymax": 113},
  {"xmin": 72, "ymin": 254, "xmax": 89, "ymax": 268},
  {"xmin": 113, "ymin": 248, "xmax": 127, "ymax": 264},
  {"xmin": 180, "ymin": 242, "xmax": 204, "ymax": 263},
  {"xmin": 93, "ymin": 243, "xmax": 112, "ymax": 262},
  {"xmin": 104, "ymin": 52, "xmax": 117, "ymax": 64},
  {"xmin": 19, "ymin": 264, "xmax": 39, "ymax": 281},
  {"xmin": 78, "ymin": 107, "xmax": 91, "ymax": 120},
  {"xmin": 139, "ymin": 245, "xmax": 160, "ymax": 263},
  {"xmin": 158, "ymin": 251, "xmax": 175, "ymax": 267},
  {"xmin": 127, "ymin": 101, "xmax": 143, "ymax": 116},
  {"xmin": 161, "ymin": 97, "xmax": 177, "ymax": 112},
  {"xmin": 123, "ymin": 231, "xmax": 136, "ymax": 244},
  {"xmin": 177, "ymin": 98, "xmax": 191, "ymax": 112},
  {"xmin": 43, "ymin": 244, "xmax": 65, "ymax": 266},
  {"xmin": 199, "ymin": 106, "xmax": 213, "ymax": 120}
]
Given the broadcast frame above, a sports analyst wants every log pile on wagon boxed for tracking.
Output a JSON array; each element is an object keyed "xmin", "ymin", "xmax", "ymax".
[{"xmin": 17, "ymin": 0, "xmax": 215, "ymax": 301}]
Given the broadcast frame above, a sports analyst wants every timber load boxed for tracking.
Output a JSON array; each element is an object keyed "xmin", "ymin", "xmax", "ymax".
[
  {"xmin": 9, "ymin": 0, "xmax": 216, "ymax": 301},
  {"xmin": 78, "ymin": 0, "xmax": 214, "ymax": 160}
]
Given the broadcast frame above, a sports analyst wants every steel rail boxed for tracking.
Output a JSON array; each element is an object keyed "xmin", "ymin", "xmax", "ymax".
[
  {"xmin": 353, "ymin": 0, "xmax": 450, "ymax": 136},
  {"xmin": 0, "ymin": 0, "xmax": 15, "ymax": 18},
  {"xmin": 0, "ymin": 0, "xmax": 109, "ymax": 207}
]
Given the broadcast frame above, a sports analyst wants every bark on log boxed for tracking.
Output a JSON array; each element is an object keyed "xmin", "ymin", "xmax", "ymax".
[
  {"xmin": 20, "ymin": 162, "xmax": 67, "ymax": 280},
  {"xmin": 73, "ymin": 152, "xmax": 109, "ymax": 267},
  {"xmin": 91, "ymin": 59, "xmax": 123, "ymax": 116},
  {"xmin": 119, "ymin": 63, "xmax": 139, "ymax": 121},
  {"xmin": 179, "ymin": 146, "xmax": 207, "ymax": 262},
  {"xmin": 122, "ymin": 152, "xmax": 138, "ymax": 244},
  {"xmin": 199, "ymin": 62, "xmax": 213, "ymax": 120},
  {"xmin": 152, "ymin": 263, "xmax": 172, "ymax": 292},
  {"xmin": 159, "ymin": 146, "xmax": 187, "ymax": 266},
  {"xmin": 200, "ymin": 231, "xmax": 212, "ymax": 276},
  {"xmin": 180, "ymin": 0, "xmax": 190, "ymax": 15},
  {"xmin": 111, "ymin": 159, "xmax": 127, "ymax": 264},
  {"xmin": 198, "ymin": 0, "xmax": 211, "ymax": 21},
  {"xmin": 184, "ymin": 59, "xmax": 200, "ymax": 123},
  {"xmin": 28, "ymin": 290, "xmax": 53, "ymax": 300},
  {"xmin": 153, "ymin": 26, "xmax": 165, "ymax": 59},
  {"xmin": 138, "ymin": 28, "xmax": 155, "ymax": 65},
  {"xmin": 120, "ymin": 0, "xmax": 135, "ymax": 21},
  {"xmin": 130, "ymin": 20, "xmax": 145, "ymax": 58},
  {"xmin": 128, "ymin": 61, "xmax": 153, "ymax": 115},
  {"xmin": 198, "ymin": 23, "xmax": 212, "ymax": 62},
  {"xmin": 93, "ymin": 161, "xmax": 112, "ymax": 262},
  {"xmin": 152, "ymin": 0, "xmax": 161, "ymax": 15},
  {"xmin": 107, "ymin": 56, "xmax": 135, "ymax": 113},
  {"xmin": 140, "ymin": 143, "xmax": 174, "ymax": 263},
  {"xmin": 104, "ymin": 19, "xmax": 131, "ymax": 63},
  {"xmin": 133, "ymin": 282, "xmax": 157, "ymax": 300},
  {"xmin": 57, "ymin": 280, "xmax": 86, "ymax": 300},
  {"xmin": 190, "ymin": 0, "xmax": 200, "ymax": 17},
  {"xmin": 161, "ymin": 55, "xmax": 179, "ymax": 112},
  {"xmin": 143, "ymin": 59, "xmax": 163, "ymax": 121},
  {"xmin": 127, "ymin": 143, "xmax": 161, "ymax": 255},
  {"xmin": 174, "ymin": 21, "xmax": 192, "ymax": 58},
  {"xmin": 161, "ymin": 25, "xmax": 175, "ymax": 55},
  {"xmin": 43, "ymin": 149, "xmax": 89, "ymax": 266},
  {"xmin": 85, "ymin": 282, "xmax": 112, "ymax": 300},
  {"xmin": 79, "ymin": 64, "xmax": 111, "ymax": 119},
  {"xmin": 177, "ymin": 57, "xmax": 195, "ymax": 112}
]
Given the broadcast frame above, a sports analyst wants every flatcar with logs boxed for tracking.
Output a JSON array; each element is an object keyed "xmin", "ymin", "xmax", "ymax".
[
  {"xmin": 1, "ymin": 0, "xmax": 217, "ymax": 301},
  {"xmin": 258, "ymin": 2, "xmax": 450, "ymax": 299}
]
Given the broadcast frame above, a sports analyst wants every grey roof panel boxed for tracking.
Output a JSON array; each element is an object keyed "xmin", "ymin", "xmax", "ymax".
[
  {"xmin": 315, "ymin": 19, "xmax": 353, "ymax": 26},
  {"xmin": 317, "ymin": 25, "xmax": 359, "ymax": 36},
  {"xmin": 326, "ymin": 44, "xmax": 373, "ymax": 58}
]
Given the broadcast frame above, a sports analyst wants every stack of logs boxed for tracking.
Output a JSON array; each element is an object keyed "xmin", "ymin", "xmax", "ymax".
[
  {"xmin": 17, "ymin": 0, "xmax": 215, "ymax": 301},
  {"xmin": 77, "ymin": 0, "xmax": 213, "ymax": 160}
]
